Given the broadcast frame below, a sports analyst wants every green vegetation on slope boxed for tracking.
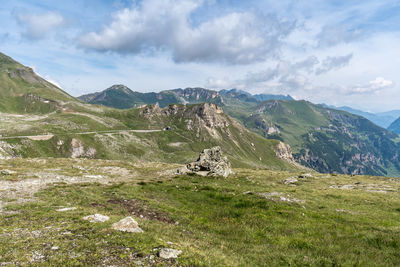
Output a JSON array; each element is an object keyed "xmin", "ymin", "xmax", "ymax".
[
  {"xmin": 0, "ymin": 52, "xmax": 75, "ymax": 114},
  {"xmin": 231, "ymin": 100, "xmax": 400, "ymax": 177}
]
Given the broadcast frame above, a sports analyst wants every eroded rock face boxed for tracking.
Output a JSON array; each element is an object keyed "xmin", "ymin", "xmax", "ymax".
[
  {"xmin": 70, "ymin": 138, "xmax": 96, "ymax": 159},
  {"xmin": 178, "ymin": 146, "xmax": 233, "ymax": 177},
  {"xmin": 275, "ymin": 141, "xmax": 295, "ymax": 163}
]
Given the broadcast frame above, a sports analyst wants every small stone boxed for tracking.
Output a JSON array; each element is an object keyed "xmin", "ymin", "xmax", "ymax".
[
  {"xmin": 83, "ymin": 214, "xmax": 110, "ymax": 223},
  {"xmin": 51, "ymin": 246, "xmax": 59, "ymax": 250},
  {"xmin": 112, "ymin": 217, "xmax": 143, "ymax": 233},
  {"xmin": 158, "ymin": 248, "xmax": 182, "ymax": 259},
  {"xmin": 56, "ymin": 207, "xmax": 77, "ymax": 212}
]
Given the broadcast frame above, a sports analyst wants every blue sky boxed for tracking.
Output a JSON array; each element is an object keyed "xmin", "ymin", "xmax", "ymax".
[{"xmin": 1, "ymin": 0, "xmax": 400, "ymax": 112}]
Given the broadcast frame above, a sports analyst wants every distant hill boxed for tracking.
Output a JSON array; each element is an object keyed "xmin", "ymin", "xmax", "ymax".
[
  {"xmin": 79, "ymin": 85, "xmax": 293, "ymax": 109},
  {"xmin": 322, "ymin": 104, "xmax": 400, "ymax": 129},
  {"xmin": 79, "ymin": 85, "xmax": 223, "ymax": 109}
]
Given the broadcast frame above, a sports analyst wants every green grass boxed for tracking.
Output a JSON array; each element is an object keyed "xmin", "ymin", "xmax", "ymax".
[{"xmin": 1, "ymin": 159, "xmax": 400, "ymax": 266}]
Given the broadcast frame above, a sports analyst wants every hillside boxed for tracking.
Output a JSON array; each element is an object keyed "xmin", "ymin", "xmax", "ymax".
[
  {"xmin": 388, "ymin": 117, "xmax": 400, "ymax": 134},
  {"xmin": 0, "ymin": 52, "xmax": 77, "ymax": 114},
  {"xmin": 0, "ymin": 102, "xmax": 298, "ymax": 171},
  {"xmin": 238, "ymin": 100, "xmax": 400, "ymax": 176}
]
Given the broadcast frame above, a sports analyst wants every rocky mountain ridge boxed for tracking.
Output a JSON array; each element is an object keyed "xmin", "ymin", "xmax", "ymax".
[{"xmin": 78, "ymin": 85, "xmax": 293, "ymax": 109}]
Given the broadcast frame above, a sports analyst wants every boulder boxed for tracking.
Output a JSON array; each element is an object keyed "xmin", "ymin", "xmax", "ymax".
[
  {"xmin": 178, "ymin": 146, "xmax": 233, "ymax": 177},
  {"xmin": 112, "ymin": 216, "xmax": 143, "ymax": 233}
]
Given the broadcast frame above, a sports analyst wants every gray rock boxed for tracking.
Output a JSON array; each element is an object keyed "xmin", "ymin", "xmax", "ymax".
[
  {"xmin": 112, "ymin": 217, "xmax": 143, "ymax": 233},
  {"xmin": 178, "ymin": 146, "xmax": 233, "ymax": 177},
  {"xmin": 283, "ymin": 177, "xmax": 298, "ymax": 185},
  {"xmin": 83, "ymin": 214, "xmax": 110, "ymax": 223},
  {"xmin": 158, "ymin": 248, "xmax": 182, "ymax": 259}
]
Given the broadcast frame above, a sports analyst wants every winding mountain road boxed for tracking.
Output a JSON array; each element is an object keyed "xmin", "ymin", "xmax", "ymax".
[{"xmin": 0, "ymin": 129, "xmax": 163, "ymax": 140}]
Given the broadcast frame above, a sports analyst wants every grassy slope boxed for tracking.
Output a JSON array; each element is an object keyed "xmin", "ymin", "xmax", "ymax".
[
  {"xmin": 1, "ymin": 158, "xmax": 400, "ymax": 266},
  {"xmin": 0, "ymin": 103, "xmax": 296, "ymax": 171},
  {"xmin": 225, "ymin": 100, "xmax": 400, "ymax": 177},
  {"xmin": 0, "ymin": 53, "xmax": 75, "ymax": 113}
]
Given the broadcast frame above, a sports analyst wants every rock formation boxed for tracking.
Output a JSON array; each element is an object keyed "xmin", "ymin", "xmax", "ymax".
[
  {"xmin": 177, "ymin": 146, "xmax": 233, "ymax": 177},
  {"xmin": 275, "ymin": 141, "xmax": 295, "ymax": 163}
]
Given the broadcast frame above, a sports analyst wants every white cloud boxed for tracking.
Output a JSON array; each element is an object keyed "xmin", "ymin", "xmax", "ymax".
[
  {"xmin": 221, "ymin": 54, "xmax": 351, "ymax": 91},
  {"xmin": 79, "ymin": 0, "xmax": 296, "ymax": 64},
  {"xmin": 16, "ymin": 11, "xmax": 65, "ymax": 40},
  {"xmin": 206, "ymin": 77, "xmax": 232, "ymax": 89},
  {"xmin": 348, "ymin": 77, "xmax": 393, "ymax": 95}
]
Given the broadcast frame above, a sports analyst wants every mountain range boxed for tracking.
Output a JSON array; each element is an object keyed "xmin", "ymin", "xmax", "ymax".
[
  {"xmin": 79, "ymin": 84, "xmax": 400, "ymax": 176},
  {"xmin": 1, "ymin": 51, "xmax": 400, "ymax": 177},
  {"xmin": 0, "ymin": 52, "xmax": 297, "ymax": 172}
]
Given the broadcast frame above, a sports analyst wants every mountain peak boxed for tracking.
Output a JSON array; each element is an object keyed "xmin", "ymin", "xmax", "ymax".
[{"xmin": 107, "ymin": 84, "xmax": 133, "ymax": 94}]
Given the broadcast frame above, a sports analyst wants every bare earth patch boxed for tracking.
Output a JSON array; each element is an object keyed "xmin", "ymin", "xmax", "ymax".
[{"xmin": 107, "ymin": 199, "xmax": 176, "ymax": 224}]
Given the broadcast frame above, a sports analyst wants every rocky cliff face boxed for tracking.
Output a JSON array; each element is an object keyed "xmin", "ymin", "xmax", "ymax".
[{"xmin": 275, "ymin": 142, "xmax": 295, "ymax": 163}]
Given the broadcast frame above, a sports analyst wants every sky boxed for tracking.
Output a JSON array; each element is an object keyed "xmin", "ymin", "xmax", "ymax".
[{"xmin": 1, "ymin": 0, "xmax": 400, "ymax": 112}]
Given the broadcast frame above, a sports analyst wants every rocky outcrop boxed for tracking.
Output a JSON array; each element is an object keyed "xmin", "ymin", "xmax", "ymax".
[
  {"xmin": 184, "ymin": 103, "xmax": 228, "ymax": 129},
  {"xmin": 70, "ymin": 139, "xmax": 96, "ymax": 159},
  {"xmin": 275, "ymin": 141, "xmax": 295, "ymax": 163},
  {"xmin": 177, "ymin": 146, "xmax": 233, "ymax": 177}
]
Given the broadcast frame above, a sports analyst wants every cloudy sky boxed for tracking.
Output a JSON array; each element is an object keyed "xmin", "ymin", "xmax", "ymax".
[{"xmin": 1, "ymin": 0, "xmax": 400, "ymax": 112}]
